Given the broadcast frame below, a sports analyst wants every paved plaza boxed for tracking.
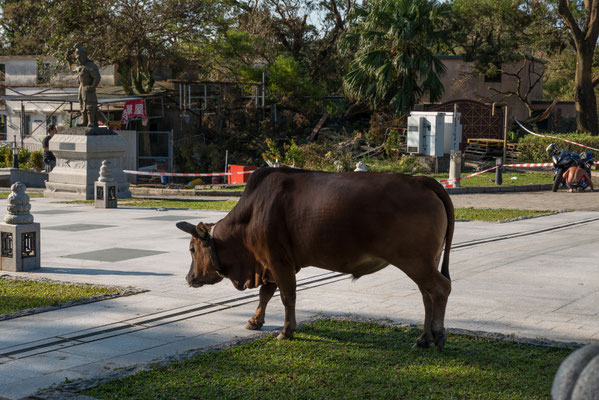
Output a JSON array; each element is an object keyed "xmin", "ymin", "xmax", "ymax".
[{"xmin": 0, "ymin": 192, "xmax": 598, "ymax": 399}]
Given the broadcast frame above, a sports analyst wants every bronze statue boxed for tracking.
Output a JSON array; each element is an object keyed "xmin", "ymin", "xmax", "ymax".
[{"xmin": 67, "ymin": 44, "xmax": 101, "ymax": 127}]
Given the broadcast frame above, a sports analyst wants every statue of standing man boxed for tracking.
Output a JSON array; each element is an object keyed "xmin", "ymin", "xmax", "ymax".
[{"xmin": 67, "ymin": 44, "xmax": 101, "ymax": 127}]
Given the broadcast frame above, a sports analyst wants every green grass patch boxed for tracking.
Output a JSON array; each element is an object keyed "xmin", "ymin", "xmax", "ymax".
[
  {"xmin": 427, "ymin": 171, "xmax": 553, "ymax": 187},
  {"xmin": 0, "ymin": 277, "xmax": 123, "ymax": 315},
  {"xmin": 60, "ymin": 198, "xmax": 553, "ymax": 221},
  {"xmin": 455, "ymin": 208, "xmax": 552, "ymax": 222},
  {"xmin": 121, "ymin": 199, "xmax": 239, "ymax": 210},
  {"xmin": 61, "ymin": 198, "xmax": 240, "ymax": 210},
  {"xmin": 81, "ymin": 319, "xmax": 570, "ymax": 400},
  {"xmin": 0, "ymin": 192, "xmax": 44, "ymax": 198}
]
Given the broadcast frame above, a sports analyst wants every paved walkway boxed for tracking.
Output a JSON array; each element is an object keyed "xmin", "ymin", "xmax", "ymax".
[
  {"xmin": 0, "ymin": 193, "xmax": 597, "ymax": 399},
  {"xmin": 451, "ymin": 190, "xmax": 599, "ymax": 211}
]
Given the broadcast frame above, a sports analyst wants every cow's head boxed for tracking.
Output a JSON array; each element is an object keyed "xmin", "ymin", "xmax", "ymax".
[{"xmin": 176, "ymin": 221, "xmax": 225, "ymax": 288}]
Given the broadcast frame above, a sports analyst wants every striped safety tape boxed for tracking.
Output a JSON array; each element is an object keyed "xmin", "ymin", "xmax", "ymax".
[
  {"xmin": 439, "ymin": 160, "xmax": 598, "ymax": 187},
  {"xmin": 123, "ymin": 170, "xmax": 255, "ymax": 177},
  {"xmin": 516, "ymin": 120, "xmax": 599, "ymax": 152}
]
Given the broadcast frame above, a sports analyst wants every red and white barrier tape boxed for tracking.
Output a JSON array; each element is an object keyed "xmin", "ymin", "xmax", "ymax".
[
  {"xmin": 439, "ymin": 160, "xmax": 598, "ymax": 187},
  {"xmin": 123, "ymin": 170, "xmax": 255, "ymax": 177},
  {"xmin": 516, "ymin": 120, "xmax": 599, "ymax": 152}
]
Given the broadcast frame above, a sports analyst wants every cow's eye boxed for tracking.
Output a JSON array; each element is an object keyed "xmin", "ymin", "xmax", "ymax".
[{"xmin": 189, "ymin": 247, "xmax": 195, "ymax": 254}]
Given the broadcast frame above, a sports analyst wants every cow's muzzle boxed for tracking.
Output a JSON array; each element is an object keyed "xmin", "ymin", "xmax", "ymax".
[{"xmin": 186, "ymin": 273, "xmax": 203, "ymax": 288}]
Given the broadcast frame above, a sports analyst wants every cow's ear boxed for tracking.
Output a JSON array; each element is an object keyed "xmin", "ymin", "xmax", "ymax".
[
  {"xmin": 195, "ymin": 222, "xmax": 211, "ymax": 242},
  {"xmin": 176, "ymin": 221, "xmax": 199, "ymax": 238}
]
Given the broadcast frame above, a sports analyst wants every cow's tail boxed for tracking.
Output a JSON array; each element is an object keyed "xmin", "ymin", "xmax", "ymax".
[{"xmin": 427, "ymin": 179, "xmax": 454, "ymax": 281}]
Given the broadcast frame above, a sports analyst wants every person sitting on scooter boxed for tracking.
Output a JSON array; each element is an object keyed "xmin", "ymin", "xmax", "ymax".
[{"xmin": 562, "ymin": 165, "xmax": 594, "ymax": 192}]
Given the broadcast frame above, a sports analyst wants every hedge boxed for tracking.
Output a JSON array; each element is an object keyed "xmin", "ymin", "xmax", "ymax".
[{"xmin": 518, "ymin": 133, "xmax": 599, "ymax": 163}]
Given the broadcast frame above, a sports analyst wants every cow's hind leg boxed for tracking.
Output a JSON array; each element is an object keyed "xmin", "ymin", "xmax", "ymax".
[
  {"xmin": 413, "ymin": 288, "xmax": 434, "ymax": 348},
  {"xmin": 246, "ymin": 282, "xmax": 277, "ymax": 330},
  {"xmin": 429, "ymin": 270, "xmax": 451, "ymax": 350},
  {"xmin": 401, "ymin": 262, "xmax": 451, "ymax": 351}
]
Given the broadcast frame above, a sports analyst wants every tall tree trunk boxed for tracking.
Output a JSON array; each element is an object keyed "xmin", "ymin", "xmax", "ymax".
[
  {"xmin": 557, "ymin": 0, "xmax": 599, "ymax": 135},
  {"xmin": 575, "ymin": 46, "xmax": 599, "ymax": 133}
]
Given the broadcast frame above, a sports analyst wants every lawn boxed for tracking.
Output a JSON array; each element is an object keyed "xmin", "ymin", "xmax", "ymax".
[
  {"xmin": 0, "ymin": 277, "xmax": 133, "ymax": 316},
  {"xmin": 455, "ymin": 207, "xmax": 553, "ymax": 222},
  {"xmin": 120, "ymin": 198, "xmax": 239, "ymax": 210},
  {"xmin": 63, "ymin": 198, "xmax": 239, "ymax": 210},
  {"xmin": 81, "ymin": 319, "xmax": 571, "ymax": 400},
  {"xmin": 64, "ymin": 198, "xmax": 552, "ymax": 222},
  {"xmin": 0, "ymin": 192, "xmax": 44, "ymax": 198},
  {"xmin": 427, "ymin": 170, "xmax": 554, "ymax": 187}
]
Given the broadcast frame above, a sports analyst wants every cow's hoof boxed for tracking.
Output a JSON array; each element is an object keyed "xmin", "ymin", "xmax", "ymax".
[
  {"xmin": 277, "ymin": 332, "xmax": 293, "ymax": 340},
  {"xmin": 245, "ymin": 320, "xmax": 263, "ymax": 330},
  {"xmin": 412, "ymin": 339, "xmax": 431, "ymax": 349},
  {"xmin": 434, "ymin": 335, "xmax": 447, "ymax": 351},
  {"xmin": 434, "ymin": 329, "xmax": 447, "ymax": 351}
]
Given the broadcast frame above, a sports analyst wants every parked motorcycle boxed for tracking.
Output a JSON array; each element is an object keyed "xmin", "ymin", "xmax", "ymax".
[{"xmin": 546, "ymin": 144, "xmax": 594, "ymax": 192}]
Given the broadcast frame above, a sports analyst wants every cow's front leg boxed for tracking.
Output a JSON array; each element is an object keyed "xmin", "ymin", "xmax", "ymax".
[
  {"xmin": 275, "ymin": 272, "xmax": 297, "ymax": 340},
  {"xmin": 246, "ymin": 281, "xmax": 277, "ymax": 330}
]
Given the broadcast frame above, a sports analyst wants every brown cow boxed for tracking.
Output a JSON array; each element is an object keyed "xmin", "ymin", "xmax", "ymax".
[{"xmin": 176, "ymin": 167, "xmax": 453, "ymax": 349}]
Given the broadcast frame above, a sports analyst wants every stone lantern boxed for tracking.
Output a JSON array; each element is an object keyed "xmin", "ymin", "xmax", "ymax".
[
  {"xmin": 0, "ymin": 182, "xmax": 40, "ymax": 271},
  {"xmin": 94, "ymin": 160, "xmax": 117, "ymax": 208},
  {"xmin": 354, "ymin": 161, "xmax": 367, "ymax": 172}
]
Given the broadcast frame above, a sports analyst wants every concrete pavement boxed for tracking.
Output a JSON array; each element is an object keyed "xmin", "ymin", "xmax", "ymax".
[{"xmin": 0, "ymin": 194, "xmax": 598, "ymax": 398}]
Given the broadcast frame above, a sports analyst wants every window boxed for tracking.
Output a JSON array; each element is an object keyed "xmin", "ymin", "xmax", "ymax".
[
  {"xmin": 47, "ymin": 115, "xmax": 57, "ymax": 127},
  {"xmin": 23, "ymin": 115, "xmax": 31, "ymax": 136},
  {"xmin": 0, "ymin": 115, "xmax": 6, "ymax": 141}
]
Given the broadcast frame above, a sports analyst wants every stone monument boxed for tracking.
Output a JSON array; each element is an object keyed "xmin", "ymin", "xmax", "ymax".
[
  {"xmin": 44, "ymin": 127, "xmax": 131, "ymax": 200},
  {"xmin": 0, "ymin": 182, "xmax": 40, "ymax": 271},
  {"xmin": 95, "ymin": 160, "xmax": 117, "ymax": 208}
]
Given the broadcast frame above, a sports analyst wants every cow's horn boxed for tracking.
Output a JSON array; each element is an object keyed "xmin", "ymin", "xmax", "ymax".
[{"xmin": 176, "ymin": 221, "xmax": 198, "ymax": 238}]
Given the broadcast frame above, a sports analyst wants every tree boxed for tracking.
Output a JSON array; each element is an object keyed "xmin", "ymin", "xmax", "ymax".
[
  {"xmin": 219, "ymin": 0, "xmax": 357, "ymax": 96},
  {"xmin": 340, "ymin": 0, "xmax": 450, "ymax": 115},
  {"xmin": 447, "ymin": 0, "xmax": 567, "ymax": 118},
  {"xmin": 557, "ymin": 0, "xmax": 599, "ymax": 134},
  {"xmin": 42, "ymin": 0, "xmax": 223, "ymax": 94},
  {"xmin": 0, "ymin": 0, "xmax": 47, "ymax": 55}
]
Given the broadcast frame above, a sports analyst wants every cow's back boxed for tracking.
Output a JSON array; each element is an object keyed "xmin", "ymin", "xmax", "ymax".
[{"xmin": 229, "ymin": 168, "xmax": 451, "ymax": 275}]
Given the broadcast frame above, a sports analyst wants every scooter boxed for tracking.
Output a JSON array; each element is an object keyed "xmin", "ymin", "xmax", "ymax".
[{"xmin": 548, "ymin": 145, "xmax": 593, "ymax": 192}]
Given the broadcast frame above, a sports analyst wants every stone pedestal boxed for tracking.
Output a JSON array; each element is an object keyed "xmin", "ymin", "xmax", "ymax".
[
  {"xmin": 44, "ymin": 127, "xmax": 131, "ymax": 200},
  {"xmin": 95, "ymin": 160, "xmax": 117, "ymax": 208},
  {"xmin": 0, "ymin": 223, "xmax": 40, "ymax": 271},
  {"xmin": 449, "ymin": 150, "xmax": 461, "ymax": 188},
  {"xmin": 0, "ymin": 182, "xmax": 40, "ymax": 271}
]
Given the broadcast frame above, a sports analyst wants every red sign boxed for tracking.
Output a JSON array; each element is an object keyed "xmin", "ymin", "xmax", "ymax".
[{"xmin": 121, "ymin": 100, "xmax": 149, "ymax": 126}]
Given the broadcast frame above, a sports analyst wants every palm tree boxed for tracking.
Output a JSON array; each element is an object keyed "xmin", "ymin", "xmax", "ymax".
[{"xmin": 341, "ymin": 0, "xmax": 449, "ymax": 115}]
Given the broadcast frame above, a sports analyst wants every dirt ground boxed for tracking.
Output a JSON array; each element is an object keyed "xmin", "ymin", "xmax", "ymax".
[{"xmin": 450, "ymin": 190, "xmax": 599, "ymax": 211}]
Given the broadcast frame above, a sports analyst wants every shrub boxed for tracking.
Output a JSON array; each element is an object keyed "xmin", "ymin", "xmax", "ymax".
[
  {"xmin": 518, "ymin": 132, "xmax": 599, "ymax": 163},
  {"xmin": 262, "ymin": 139, "xmax": 353, "ymax": 171},
  {"xmin": 27, "ymin": 151, "xmax": 44, "ymax": 171},
  {"xmin": 366, "ymin": 155, "xmax": 432, "ymax": 174},
  {"xmin": 0, "ymin": 146, "xmax": 43, "ymax": 171}
]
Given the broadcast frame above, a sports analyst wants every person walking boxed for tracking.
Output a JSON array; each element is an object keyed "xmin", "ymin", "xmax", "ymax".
[{"xmin": 43, "ymin": 124, "xmax": 57, "ymax": 172}]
